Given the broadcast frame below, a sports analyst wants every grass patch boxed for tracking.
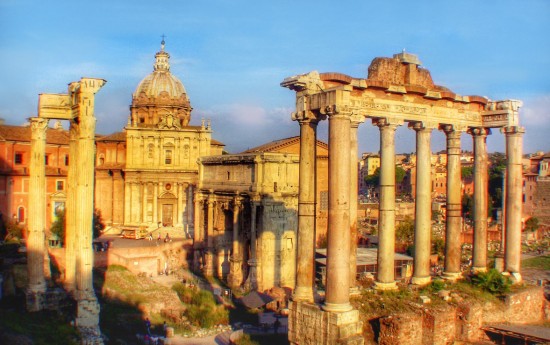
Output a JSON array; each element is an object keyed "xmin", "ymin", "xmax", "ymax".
[
  {"xmin": 523, "ymin": 255, "xmax": 550, "ymax": 270},
  {"xmin": 172, "ymin": 282, "xmax": 229, "ymax": 329},
  {"xmin": 0, "ymin": 307, "xmax": 79, "ymax": 345}
]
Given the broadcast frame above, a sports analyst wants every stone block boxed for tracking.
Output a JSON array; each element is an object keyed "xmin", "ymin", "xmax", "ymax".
[
  {"xmin": 328, "ymin": 309, "xmax": 359, "ymax": 326},
  {"xmin": 419, "ymin": 295, "xmax": 431, "ymax": 304}
]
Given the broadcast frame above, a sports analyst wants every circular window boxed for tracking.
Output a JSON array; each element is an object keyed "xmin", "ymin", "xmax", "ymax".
[{"xmin": 165, "ymin": 183, "xmax": 172, "ymax": 190}]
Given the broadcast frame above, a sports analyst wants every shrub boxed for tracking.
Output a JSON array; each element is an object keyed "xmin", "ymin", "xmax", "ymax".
[
  {"xmin": 431, "ymin": 279, "xmax": 445, "ymax": 292},
  {"xmin": 471, "ymin": 269, "xmax": 511, "ymax": 295}
]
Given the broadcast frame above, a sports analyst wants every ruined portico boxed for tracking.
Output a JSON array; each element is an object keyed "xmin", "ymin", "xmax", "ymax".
[
  {"xmin": 28, "ymin": 78, "xmax": 106, "ymax": 344},
  {"xmin": 282, "ymin": 52, "xmax": 523, "ymax": 345}
]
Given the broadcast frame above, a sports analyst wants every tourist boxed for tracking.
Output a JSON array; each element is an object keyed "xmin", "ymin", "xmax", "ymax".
[
  {"xmin": 145, "ymin": 317, "xmax": 151, "ymax": 336},
  {"xmin": 274, "ymin": 318, "xmax": 281, "ymax": 334},
  {"xmin": 163, "ymin": 321, "xmax": 168, "ymax": 337},
  {"xmin": 164, "ymin": 233, "xmax": 171, "ymax": 243}
]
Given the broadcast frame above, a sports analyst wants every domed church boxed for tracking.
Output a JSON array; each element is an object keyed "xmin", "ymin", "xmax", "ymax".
[{"xmin": 95, "ymin": 40, "xmax": 224, "ymax": 236}]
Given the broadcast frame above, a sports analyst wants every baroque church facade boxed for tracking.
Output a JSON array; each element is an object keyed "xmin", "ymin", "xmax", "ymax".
[{"xmin": 94, "ymin": 41, "xmax": 224, "ymax": 235}]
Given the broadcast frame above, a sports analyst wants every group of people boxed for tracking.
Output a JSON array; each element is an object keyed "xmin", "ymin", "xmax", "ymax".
[{"xmin": 147, "ymin": 232, "xmax": 172, "ymax": 243}]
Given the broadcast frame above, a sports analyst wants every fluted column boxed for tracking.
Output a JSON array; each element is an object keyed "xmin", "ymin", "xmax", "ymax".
[
  {"xmin": 374, "ymin": 118, "xmax": 398, "ymax": 290},
  {"xmin": 349, "ymin": 115, "xmax": 364, "ymax": 292},
  {"xmin": 228, "ymin": 197, "xmax": 243, "ymax": 287},
  {"xmin": 204, "ymin": 193, "xmax": 215, "ymax": 277},
  {"xmin": 26, "ymin": 117, "xmax": 48, "ymax": 311},
  {"xmin": 293, "ymin": 116, "xmax": 318, "ymax": 302},
  {"xmin": 502, "ymin": 126, "xmax": 525, "ymax": 281},
  {"xmin": 246, "ymin": 198, "xmax": 259, "ymax": 291},
  {"xmin": 65, "ymin": 121, "xmax": 78, "ymax": 292},
  {"xmin": 442, "ymin": 125, "xmax": 462, "ymax": 280},
  {"xmin": 411, "ymin": 122, "xmax": 433, "ymax": 285},
  {"xmin": 75, "ymin": 114, "xmax": 97, "ymax": 297},
  {"xmin": 323, "ymin": 107, "xmax": 352, "ymax": 312},
  {"xmin": 471, "ymin": 128, "xmax": 490, "ymax": 273}
]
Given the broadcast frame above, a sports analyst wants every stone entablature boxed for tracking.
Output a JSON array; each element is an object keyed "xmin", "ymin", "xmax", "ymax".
[{"xmin": 282, "ymin": 52, "xmax": 524, "ymax": 345}]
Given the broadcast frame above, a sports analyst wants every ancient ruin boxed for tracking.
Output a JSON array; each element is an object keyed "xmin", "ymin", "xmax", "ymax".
[
  {"xmin": 281, "ymin": 51, "xmax": 524, "ymax": 344},
  {"xmin": 28, "ymin": 78, "xmax": 106, "ymax": 343}
]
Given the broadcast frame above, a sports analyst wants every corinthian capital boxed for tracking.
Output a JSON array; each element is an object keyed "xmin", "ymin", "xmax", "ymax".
[{"xmin": 30, "ymin": 118, "xmax": 49, "ymax": 140}]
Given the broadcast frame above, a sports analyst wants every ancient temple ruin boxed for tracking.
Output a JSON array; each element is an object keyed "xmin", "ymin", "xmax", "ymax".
[
  {"xmin": 28, "ymin": 78, "xmax": 106, "ymax": 344},
  {"xmin": 282, "ymin": 52, "xmax": 524, "ymax": 345}
]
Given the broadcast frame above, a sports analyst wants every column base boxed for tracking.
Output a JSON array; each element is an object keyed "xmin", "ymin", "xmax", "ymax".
[
  {"xmin": 322, "ymin": 301, "xmax": 353, "ymax": 313},
  {"xmin": 374, "ymin": 281, "xmax": 398, "ymax": 291},
  {"xmin": 494, "ymin": 255, "xmax": 505, "ymax": 273},
  {"xmin": 292, "ymin": 286, "xmax": 314, "ymax": 303},
  {"xmin": 289, "ymin": 301, "xmax": 363, "ymax": 345},
  {"xmin": 443, "ymin": 272, "xmax": 462, "ymax": 281},
  {"xmin": 472, "ymin": 266, "xmax": 487, "ymax": 274},
  {"xmin": 411, "ymin": 276, "xmax": 431, "ymax": 286},
  {"xmin": 76, "ymin": 296, "xmax": 101, "ymax": 328}
]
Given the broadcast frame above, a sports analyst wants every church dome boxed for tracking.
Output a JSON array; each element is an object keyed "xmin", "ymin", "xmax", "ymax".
[
  {"xmin": 130, "ymin": 39, "xmax": 192, "ymax": 127},
  {"xmin": 134, "ymin": 51, "xmax": 187, "ymax": 99}
]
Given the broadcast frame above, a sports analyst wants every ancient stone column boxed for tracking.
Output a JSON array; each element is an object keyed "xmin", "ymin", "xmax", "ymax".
[
  {"xmin": 349, "ymin": 115, "xmax": 364, "ymax": 292},
  {"xmin": 293, "ymin": 116, "xmax": 318, "ymax": 302},
  {"xmin": 323, "ymin": 108, "xmax": 352, "ymax": 312},
  {"xmin": 204, "ymin": 193, "xmax": 215, "ymax": 277},
  {"xmin": 73, "ymin": 78, "xmax": 105, "ymax": 339},
  {"xmin": 65, "ymin": 120, "xmax": 78, "ymax": 293},
  {"xmin": 375, "ymin": 119, "xmax": 398, "ymax": 290},
  {"xmin": 192, "ymin": 192, "xmax": 203, "ymax": 272},
  {"xmin": 228, "ymin": 197, "xmax": 243, "ymax": 287},
  {"xmin": 471, "ymin": 128, "xmax": 490, "ymax": 273},
  {"xmin": 502, "ymin": 126, "xmax": 525, "ymax": 281},
  {"xmin": 26, "ymin": 117, "xmax": 48, "ymax": 311},
  {"xmin": 411, "ymin": 122, "xmax": 432, "ymax": 285},
  {"xmin": 247, "ymin": 198, "xmax": 259, "ymax": 290},
  {"xmin": 442, "ymin": 125, "xmax": 462, "ymax": 280}
]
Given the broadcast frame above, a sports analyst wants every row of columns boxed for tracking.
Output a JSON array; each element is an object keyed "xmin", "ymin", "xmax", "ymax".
[
  {"xmin": 193, "ymin": 192, "xmax": 259, "ymax": 289},
  {"xmin": 293, "ymin": 108, "xmax": 525, "ymax": 311}
]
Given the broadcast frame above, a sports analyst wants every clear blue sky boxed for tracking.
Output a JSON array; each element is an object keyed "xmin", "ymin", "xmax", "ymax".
[{"xmin": 1, "ymin": 0, "xmax": 549, "ymax": 154}]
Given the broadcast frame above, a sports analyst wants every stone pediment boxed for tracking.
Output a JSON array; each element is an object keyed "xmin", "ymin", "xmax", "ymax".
[{"xmin": 158, "ymin": 113, "xmax": 181, "ymax": 130}]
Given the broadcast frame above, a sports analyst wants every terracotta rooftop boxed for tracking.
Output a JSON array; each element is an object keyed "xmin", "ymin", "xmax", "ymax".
[
  {"xmin": 0, "ymin": 124, "xmax": 69, "ymax": 145},
  {"xmin": 97, "ymin": 132, "xmax": 126, "ymax": 142},
  {"xmin": 240, "ymin": 136, "xmax": 328, "ymax": 154}
]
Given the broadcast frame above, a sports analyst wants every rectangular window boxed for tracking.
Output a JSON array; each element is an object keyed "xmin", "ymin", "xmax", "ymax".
[
  {"xmin": 65, "ymin": 155, "xmax": 69, "ymax": 166},
  {"xmin": 15, "ymin": 152, "xmax": 23, "ymax": 164},
  {"xmin": 56, "ymin": 180, "xmax": 64, "ymax": 191},
  {"xmin": 165, "ymin": 150, "xmax": 172, "ymax": 165},
  {"xmin": 45, "ymin": 154, "xmax": 50, "ymax": 166}
]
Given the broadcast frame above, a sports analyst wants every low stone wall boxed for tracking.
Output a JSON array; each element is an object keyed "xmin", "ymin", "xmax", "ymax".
[{"xmin": 375, "ymin": 287, "xmax": 548, "ymax": 344}]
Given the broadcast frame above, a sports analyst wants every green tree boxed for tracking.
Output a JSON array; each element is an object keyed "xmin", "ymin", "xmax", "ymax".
[
  {"xmin": 461, "ymin": 166, "xmax": 473, "ymax": 179},
  {"xmin": 462, "ymin": 193, "xmax": 474, "ymax": 221},
  {"xmin": 50, "ymin": 209, "xmax": 66, "ymax": 243},
  {"xmin": 488, "ymin": 152, "xmax": 506, "ymax": 214},
  {"xmin": 524, "ymin": 217, "xmax": 539, "ymax": 232},
  {"xmin": 396, "ymin": 217, "xmax": 415, "ymax": 245},
  {"xmin": 364, "ymin": 165, "xmax": 407, "ymax": 187},
  {"xmin": 49, "ymin": 208, "xmax": 104, "ymax": 245}
]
